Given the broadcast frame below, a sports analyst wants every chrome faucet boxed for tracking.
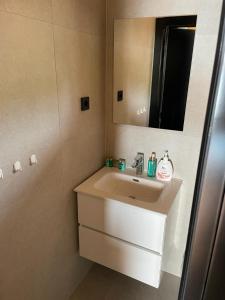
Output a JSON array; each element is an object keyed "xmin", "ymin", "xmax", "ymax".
[{"xmin": 132, "ymin": 152, "xmax": 144, "ymax": 175}]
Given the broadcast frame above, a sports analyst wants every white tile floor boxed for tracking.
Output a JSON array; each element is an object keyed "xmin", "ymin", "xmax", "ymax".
[{"xmin": 70, "ymin": 264, "xmax": 180, "ymax": 300}]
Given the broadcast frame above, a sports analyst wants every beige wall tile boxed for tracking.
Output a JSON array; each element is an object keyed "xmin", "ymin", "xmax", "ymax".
[
  {"xmin": 110, "ymin": 0, "xmax": 196, "ymax": 19},
  {"xmin": 0, "ymin": 148, "xmax": 90, "ymax": 300},
  {"xmin": 62, "ymin": 137, "xmax": 104, "ymax": 193},
  {"xmin": 0, "ymin": 0, "xmax": 5, "ymax": 11},
  {"xmin": 0, "ymin": 12, "xmax": 59, "ymax": 165},
  {"xmin": 52, "ymin": 0, "xmax": 77, "ymax": 29},
  {"xmin": 53, "ymin": 25, "xmax": 105, "ymax": 142},
  {"xmin": 0, "ymin": 11, "xmax": 65, "ymax": 300},
  {"xmin": 184, "ymin": 34, "xmax": 218, "ymax": 137},
  {"xmin": 52, "ymin": 0, "xmax": 106, "ymax": 35},
  {"xmin": 2, "ymin": 0, "xmax": 52, "ymax": 22},
  {"xmin": 110, "ymin": 0, "xmax": 221, "ymax": 20}
]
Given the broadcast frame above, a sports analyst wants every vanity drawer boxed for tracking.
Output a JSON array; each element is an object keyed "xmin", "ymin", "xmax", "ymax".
[
  {"xmin": 79, "ymin": 226, "xmax": 162, "ymax": 288},
  {"xmin": 78, "ymin": 193, "xmax": 166, "ymax": 254}
]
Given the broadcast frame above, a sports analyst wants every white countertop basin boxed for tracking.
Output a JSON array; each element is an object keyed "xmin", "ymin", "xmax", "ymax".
[
  {"xmin": 94, "ymin": 171, "xmax": 164, "ymax": 203},
  {"xmin": 75, "ymin": 167, "xmax": 182, "ymax": 215}
]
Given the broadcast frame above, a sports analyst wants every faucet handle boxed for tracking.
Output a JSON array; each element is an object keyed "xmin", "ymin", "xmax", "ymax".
[
  {"xmin": 132, "ymin": 152, "xmax": 144, "ymax": 175},
  {"xmin": 132, "ymin": 152, "xmax": 144, "ymax": 168},
  {"xmin": 137, "ymin": 152, "xmax": 144, "ymax": 161}
]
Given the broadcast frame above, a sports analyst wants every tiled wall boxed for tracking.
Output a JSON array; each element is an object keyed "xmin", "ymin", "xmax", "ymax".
[
  {"xmin": 105, "ymin": 0, "xmax": 223, "ymax": 276},
  {"xmin": 0, "ymin": 1, "xmax": 105, "ymax": 299}
]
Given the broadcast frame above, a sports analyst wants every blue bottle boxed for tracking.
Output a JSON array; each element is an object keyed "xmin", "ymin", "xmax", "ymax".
[{"xmin": 147, "ymin": 152, "xmax": 157, "ymax": 177}]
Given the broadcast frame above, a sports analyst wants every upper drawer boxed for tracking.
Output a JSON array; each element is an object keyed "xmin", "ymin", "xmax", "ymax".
[{"xmin": 77, "ymin": 193, "xmax": 166, "ymax": 254}]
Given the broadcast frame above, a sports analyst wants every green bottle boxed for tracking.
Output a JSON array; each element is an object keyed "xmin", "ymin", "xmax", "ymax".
[
  {"xmin": 118, "ymin": 158, "xmax": 126, "ymax": 172},
  {"xmin": 105, "ymin": 157, "xmax": 113, "ymax": 167},
  {"xmin": 147, "ymin": 152, "xmax": 157, "ymax": 177}
]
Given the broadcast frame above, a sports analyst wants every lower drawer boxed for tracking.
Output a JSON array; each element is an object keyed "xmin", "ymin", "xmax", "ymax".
[{"xmin": 79, "ymin": 226, "xmax": 162, "ymax": 288}]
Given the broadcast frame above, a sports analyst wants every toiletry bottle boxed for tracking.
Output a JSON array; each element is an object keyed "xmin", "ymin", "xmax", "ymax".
[
  {"xmin": 105, "ymin": 157, "xmax": 113, "ymax": 167},
  {"xmin": 118, "ymin": 158, "xmax": 126, "ymax": 171},
  {"xmin": 147, "ymin": 152, "xmax": 157, "ymax": 177},
  {"xmin": 156, "ymin": 151, "xmax": 174, "ymax": 181}
]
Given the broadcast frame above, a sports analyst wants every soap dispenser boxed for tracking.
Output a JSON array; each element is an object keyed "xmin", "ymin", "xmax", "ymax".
[{"xmin": 156, "ymin": 151, "xmax": 174, "ymax": 181}]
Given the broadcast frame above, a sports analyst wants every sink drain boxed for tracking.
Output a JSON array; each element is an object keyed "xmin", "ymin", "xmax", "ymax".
[
  {"xmin": 128, "ymin": 195, "xmax": 136, "ymax": 199},
  {"xmin": 132, "ymin": 178, "xmax": 140, "ymax": 183}
]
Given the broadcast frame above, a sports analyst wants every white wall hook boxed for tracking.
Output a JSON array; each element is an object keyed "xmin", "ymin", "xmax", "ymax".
[
  {"xmin": 30, "ymin": 154, "xmax": 38, "ymax": 165},
  {"xmin": 13, "ymin": 161, "xmax": 22, "ymax": 173},
  {"xmin": 0, "ymin": 169, "xmax": 3, "ymax": 179}
]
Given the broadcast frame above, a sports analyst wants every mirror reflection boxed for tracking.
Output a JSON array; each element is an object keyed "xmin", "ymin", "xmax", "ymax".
[{"xmin": 113, "ymin": 16, "xmax": 197, "ymax": 131}]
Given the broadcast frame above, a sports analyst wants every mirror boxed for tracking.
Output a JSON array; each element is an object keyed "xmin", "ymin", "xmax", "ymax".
[{"xmin": 113, "ymin": 16, "xmax": 197, "ymax": 131}]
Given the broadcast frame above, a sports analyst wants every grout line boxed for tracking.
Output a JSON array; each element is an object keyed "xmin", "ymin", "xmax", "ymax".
[
  {"xmin": 50, "ymin": 0, "xmax": 65, "ymax": 194},
  {"xmin": 0, "ymin": 6, "xmax": 105, "ymax": 38},
  {"xmin": 104, "ymin": 0, "xmax": 108, "ymax": 157},
  {"xmin": 50, "ymin": 0, "xmax": 54, "ymax": 25},
  {"xmin": 50, "ymin": 2, "xmax": 63, "ymax": 163},
  {"xmin": 0, "ymin": 7, "xmax": 52, "ymax": 25},
  {"xmin": 105, "ymin": 0, "xmax": 110, "ymax": 156},
  {"xmin": 51, "ymin": 23, "xmax": 61, "ymax": 135}
]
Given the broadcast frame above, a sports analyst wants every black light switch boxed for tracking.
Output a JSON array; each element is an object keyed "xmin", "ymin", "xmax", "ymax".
[
  {"xmin": 117, "ymin": 90, "xmax": 123, "ymax": 102},
  {"xmin": 81, "ymin": 97, "xmax": 90, "ymax": 111}
]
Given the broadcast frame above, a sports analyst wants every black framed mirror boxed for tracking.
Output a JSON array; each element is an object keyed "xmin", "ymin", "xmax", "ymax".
[{"xmin": 113, "ymin": 15, "xmax": 197, "ymax": 131}]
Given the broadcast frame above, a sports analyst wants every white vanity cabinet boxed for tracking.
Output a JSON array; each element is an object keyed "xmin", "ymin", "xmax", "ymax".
[
  {"xmin": 77, "ymin": 193, "xmax": 168, "ymax": 288},
  {"xmin": 74, "ymin": 167, "xmax": 182, "ymax": 288}
]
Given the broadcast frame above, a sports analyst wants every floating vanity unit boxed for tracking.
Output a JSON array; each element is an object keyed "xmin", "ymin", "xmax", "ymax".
[{"xmin": 74, "ymin": 167, "xmax": 182, "ymax": 288}]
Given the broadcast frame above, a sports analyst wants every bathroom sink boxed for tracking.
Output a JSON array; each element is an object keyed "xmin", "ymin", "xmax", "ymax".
[
  {"xmin": 75, "ymin": 167, "xmax": 182, "ymax": 214},
  {"xmin": 94, "ymin": 172, "xmax": 164, "ymax": 203},
  {"xmin": 75, "ymin": 167, "xmax": 183, "ymax": 287}
]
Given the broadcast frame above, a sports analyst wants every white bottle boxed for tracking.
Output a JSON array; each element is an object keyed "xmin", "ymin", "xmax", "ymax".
[{"xmin": 156, "ymin": 151, "xmax": 174, "ymax": 182}]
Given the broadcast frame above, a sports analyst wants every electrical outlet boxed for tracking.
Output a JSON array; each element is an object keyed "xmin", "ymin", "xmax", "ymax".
[
  {"xmin": 81, "ymin": 97, "xmax": 90, "ymax": 111},
  {"xmin": 117, "ymin": 90, "xmax": 123, "ymax": 102}
]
